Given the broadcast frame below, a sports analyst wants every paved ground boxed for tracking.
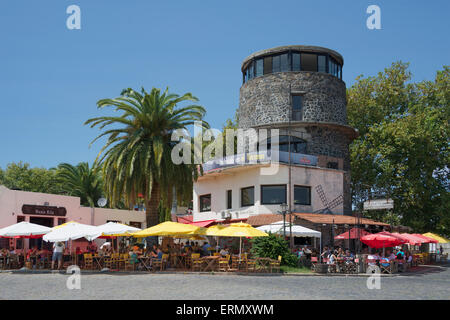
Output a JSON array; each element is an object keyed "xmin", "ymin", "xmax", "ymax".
[{"xmin": 0, "ymin": 264, "xmax": 449, "ymax": 300}]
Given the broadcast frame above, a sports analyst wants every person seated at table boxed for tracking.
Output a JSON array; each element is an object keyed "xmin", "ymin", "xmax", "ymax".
[
  {"xmin": 202, "ymin": 242, "xmax": 211, "ymax": 256},
  {"xmin": 367, "ymin": 251, "xmax": 380, "ymax": 266},
  {"xmin": 386, "ymin": 250, "xmax": 395, "ymax": 261},
  {"xmin": 219, "ymin": 246, "xmax": 229, "ymax": 257},
  {"xmin": 327, "ymin": 250, "xmax": 337, "ymax": 265},
  {"xmin": 396, "ymin": 248, "xmax": 405, "ymax": 260},
  {"xmin": 405, "ymin": 251, "xmax": 413, "ymax": 267},
  {"xmin": 321, "ymin": 246, "xmax": 330, "ymax": 259},
  {"xmin": 0, "ymin": 248, "xmax": 9, "ymax": 257},
  {"xmin": 336, "ymin": 248, "xmax": 345, "ymax": 258},
  {"xmin": 344, "ymin": 250, "xmax": 354, "ymax": 260}
]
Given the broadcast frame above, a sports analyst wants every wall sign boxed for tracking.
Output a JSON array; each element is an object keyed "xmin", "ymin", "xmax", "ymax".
[{"xmin": 22, "ymin": 205, "xmax": 67, "ymax": 217}]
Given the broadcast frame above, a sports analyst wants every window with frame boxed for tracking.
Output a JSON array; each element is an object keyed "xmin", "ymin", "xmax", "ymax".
[
  {"xmin": 292, "ymin": 94, "xmax": 303, "ymax": 121},
  {"xmin": 301, "ymin": 53, "xmax": 317, "ymax": 72},
  {"xmin": 261, "ymin": 185, "xmax": 286, "ymax": 205},
  {"xmin": 255, "ymin": 59, "xmax": 263, "ymax": 77},
  {"xmin": 318, "ymin": 55, "xmax": 327, "ymax": 73},
  {"xmin": 199, "ymin": 194, "xmax": 211, "ymax": 212},
  {"xmin": 241, "ymin": 187, "xmax": 254, "ymax": 207},
  {"xmin": 294, "ymin": 185, "xmax": 311, "ymax": 205},
  {"xmin": 226, "ymin": 190, "xmax": 232, "ymax": 209}
]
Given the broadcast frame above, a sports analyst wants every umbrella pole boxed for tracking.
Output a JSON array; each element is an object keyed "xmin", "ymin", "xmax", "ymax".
[{"xmin": 239, "ymin": 237, "xmax": 242, "ymax": 259}]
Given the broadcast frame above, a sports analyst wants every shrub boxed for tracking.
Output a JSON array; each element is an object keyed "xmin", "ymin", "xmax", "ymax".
[{"xmin": 250, "ymin": 233, "xmax": 298, "ymax": 267}]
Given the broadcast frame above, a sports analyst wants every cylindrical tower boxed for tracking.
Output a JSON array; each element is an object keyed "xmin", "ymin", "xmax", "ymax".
[{"xmin": 237, "ymin": 45, "xmax": 358, "ymax": 214}]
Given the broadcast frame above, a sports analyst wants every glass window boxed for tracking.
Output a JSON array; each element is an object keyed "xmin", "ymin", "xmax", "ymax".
[
  {"xmin": 280, "ymin": 53, "xmax": 289, "ymax": 72},
  {"xmin": 272, "ymin": 55, "xmax": 280, "ymax": 73},
  {"xmin": 261, "ymin": 185, "xmax": 286, "ymax": 205},
  {"xmin": 255, "ymin": 59, "xmax": 263, "ymax": 77},
  {"xmin": 247, "ymin": 62, "xmax": 254, "ymax": 80},
  {"xmin": 241, "ymin": 187, "xmax": 254, "ymax": 207},
  {"xmin": 292, "ymin": 95, "xmax": 303, "ymax": 121},
  {"xmin": 294, "ymin": 186, "xmax": 311, "ymax": 205},
  {"xmin": 292, "ymin": 53, "xmax": 301, "ymax": 71},
  {"xmin": 226, "ymin": 190, "xmax": 232, "ymax": 209},
  {"xmin": 301, "ymin": 53, "xmax": 317, "ymax": 72},
  {"xmin": 318, "ymin": 55, "xmax": 326, "ymax": 73},
  {"xmin": 263, "ymin": 56, "xmax": 272, "ymax": 75},
  {"xmin": 199, "ymin": 194, "xmax": 211, "ymax": 212},
  {"xmin": 265, "ymin": 136, "xmax": 307, "ymax": 154}
]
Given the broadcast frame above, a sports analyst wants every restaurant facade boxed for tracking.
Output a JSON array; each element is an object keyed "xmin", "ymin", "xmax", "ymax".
[{"xmin": 0, "ymin": 185, "xmax": 146, "ymax": 250}]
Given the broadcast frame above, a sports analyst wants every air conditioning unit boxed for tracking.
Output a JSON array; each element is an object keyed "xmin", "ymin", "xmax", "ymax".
[{"xmin": 221, "ymin": 210, "xmax": 232, "ymax": 219}]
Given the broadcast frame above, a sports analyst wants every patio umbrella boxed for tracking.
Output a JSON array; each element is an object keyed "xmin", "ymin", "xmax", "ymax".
[
  {"xmin": 130, "ymin": 221, "xmax": 204, "ymax": 237},
  {"xmin": 214, "ymin": 222, "xmax": 268, "ymax": 258},
  {"xmin": 419, "ymin": 233, "xmax": 444, "ymax": 243},
  {"xmin": 0, "ymin": 221, "xmax": 51, "ymax": 238},
  {"xmin": 95, "ymin": 222, "xmax": 141, "ymax": 238},
  {"xmin": 390, "ymin": 233, "xmax": 428, "ymax": 246},
  {"xmin": 0, "ymin": 221, "xmax": 52, "ymax": 268},
  {"xmin": 360, "ymin": 232, "xmax": 406, "ymax": 251},
  {"xmin": 43, "ymin": 221, "xmax": 102, "ymax": 242},
  {"xmin": 334, "ymin": 228, "xmax": 370, "ymax": 240}
]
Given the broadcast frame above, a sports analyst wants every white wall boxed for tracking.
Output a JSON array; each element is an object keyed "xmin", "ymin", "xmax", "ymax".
[{"xmin": 193, "ymin": 164, "xmax": 344, "ymax": 222}]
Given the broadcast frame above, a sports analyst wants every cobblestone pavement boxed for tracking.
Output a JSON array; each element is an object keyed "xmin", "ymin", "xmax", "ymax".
[{"xmin": 0, "ymin": 264, "xmax": 449, "ymax": 300}]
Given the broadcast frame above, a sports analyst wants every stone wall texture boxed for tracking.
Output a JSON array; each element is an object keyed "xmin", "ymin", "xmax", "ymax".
[{"xmin": 238, "ymin": 71, "xmax": 348, "ymax": 128}]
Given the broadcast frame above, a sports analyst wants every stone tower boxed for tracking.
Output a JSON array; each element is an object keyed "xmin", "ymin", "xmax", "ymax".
[{"xmin": 237, "ymin": 45, "xmax": 357, "ymax": 215}]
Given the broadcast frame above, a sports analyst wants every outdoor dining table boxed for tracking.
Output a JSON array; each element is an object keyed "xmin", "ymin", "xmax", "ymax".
[
  {"xmin": 201, "ymin": 256, "xmax": 220, "ymax": 272},
  {"xmin": 255, "ymin": 257, "xmax": 272, "ymax": 272},
  {"xmin": 173, "ymin": 254, "xmax": 187, "ymax": 269},
  {"xmin": 138, "ymin": 256, "xmax": 152, "ymax": 271},
  {"xmin": 92, "ymin": 255, "xmax": 104, "ymax": 269}
]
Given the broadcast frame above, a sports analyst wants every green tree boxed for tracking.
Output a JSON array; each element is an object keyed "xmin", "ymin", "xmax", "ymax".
[
  {"xmin": 348, "ymin": 63, "xmax": 449, "ymax": 236},
  {"xmin": 0, "ymin": 162, "xmax": 62, "ymax": 194},
  {"xmin": 85, "ymin": 87, "xmax": 209, "ymax": 227},
  {"xmin": 55, "ymin": 162, "xmax": 104, "ymax": 207}
]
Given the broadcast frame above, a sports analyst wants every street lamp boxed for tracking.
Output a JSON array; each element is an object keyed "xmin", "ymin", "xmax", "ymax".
[{"xmin": 279, "ymin": 203, "xmax": 288, "ymax": 240}]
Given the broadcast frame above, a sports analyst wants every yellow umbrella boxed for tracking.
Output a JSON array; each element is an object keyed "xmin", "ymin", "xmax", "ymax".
[
  {"xmin": 130, "ymin": 221, "xmax": 203, "ymax": 237},
  {"xmin": 423, "ymin": 232, "xmax": 450, "ymax": 243},
  {"xmin": 204, "ymin": 225, "xmax": 226, "ymax": 236},
  {"xmin": 173, "ymin": 234, "xmax": 207, "ymax": 241},
  {"xmin": 215, "ymin": 222, "xmax": 269, "ymax": 238},
  {"xmin": 214, "ymin": 222, "xmax": 268, "ymax": 257}
]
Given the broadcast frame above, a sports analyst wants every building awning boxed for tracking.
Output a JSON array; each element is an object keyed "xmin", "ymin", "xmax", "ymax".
[
  {"xmin": 293, "ymin": 212, "xmax": 390, "ymax": 226},
  {"xmin": 190, "ymin": 220, "xmax": 216, "ymax": 228}
]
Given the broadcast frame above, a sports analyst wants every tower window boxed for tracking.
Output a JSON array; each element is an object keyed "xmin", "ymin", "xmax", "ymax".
[
  {"xmin": 301, "ymin": 53, "xmax": 317, "ymax": 72},
  {"xmin": 318, "ymin": 55, "xmax": 327, "ymax": 73},
  {"xmin": 292, "ymin": 95, "xmax": 303, "ymax": 121},
  {"xmin": 264, "ymin": 56, "xmax": 272, "ymax": 75},
  {"xmin": 292, "ymin": 53, "xmax": 301, "ymax": 71},
  {"xmin": 255, "ymin": 59, "xmax": 263, "ymax": 77}
]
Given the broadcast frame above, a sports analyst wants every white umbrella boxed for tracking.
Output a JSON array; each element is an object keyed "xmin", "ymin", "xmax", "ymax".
[
  {"xmin": 95, "ymin": 222, "xmax": 141, "ymax": 236},
  {"xmin": 256, "ymin": 222, "xmax": 321, "ymax": 238},
  {"xmin": 43, "ymin": 221, "xmax": 102, "ymax": 242},
  {"xmin": 0, "ymin": 221, "xmax": 51, "ymax": 238}
]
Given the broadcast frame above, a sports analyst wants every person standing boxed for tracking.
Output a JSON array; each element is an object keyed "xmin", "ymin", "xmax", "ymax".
[{"xmin": 51, "ymin": 242, "xmax": 65, "ymax": 270}]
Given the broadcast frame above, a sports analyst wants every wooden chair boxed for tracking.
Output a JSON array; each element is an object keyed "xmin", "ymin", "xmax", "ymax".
[
  {"xmin": 270, "ymin": 255, "xmax": 282, "ymax": 273},
  {"xmin": 245, "ymin": 258, "xmax": 257, "ymax": 273},
  {"xmin": 228, "ymin": 256, "xmax": 241, "ymax": 272},
  {"xmin": 119, "ymin": 253, "xmax": 128, "ymax": 270},
  {"xmin": 152, "ymin": 254, "xmax": 169, "ymax": 271},
  {"xmin": 83, "ymin": 253, "xmax": 93, "ymax": 270},
  {"xmin": 379, "ymin": 258, "xmax": 394, "ymax": 274},
  {"xmin": 218, "ymin": 255, "xmax": 230, "ymax": 272},
  {"xmin": 213, "ymin": 252, "xmax": 220, "ymax": 257},
  {"xmin": 191, "ymin": 253, "xmax": 203, "ymax": 272}
]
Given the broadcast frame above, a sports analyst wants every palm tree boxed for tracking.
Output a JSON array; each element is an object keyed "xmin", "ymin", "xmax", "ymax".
[
  {"xmin": 85, "ymin": 87, "xmax": 209, "ymax": 227},
  {"xmin": 56, "ymin": 162, "xmax": 104, "ymax": 207}
]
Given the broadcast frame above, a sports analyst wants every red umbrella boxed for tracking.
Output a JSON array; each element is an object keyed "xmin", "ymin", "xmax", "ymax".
[
  {"xmin": 334, "ymin": 228, "xmax": 370, "ymax": 240},
  {"xmin": 360, "ymin": 232, "xmax": 406, "ymax": 249},
  {"xmin": 411, "ymin": 233, "xmax": 439, "ymax": 244},
  {"xmin": 390, "ymin": 233, "xmax": 427, "ymax": 246}
]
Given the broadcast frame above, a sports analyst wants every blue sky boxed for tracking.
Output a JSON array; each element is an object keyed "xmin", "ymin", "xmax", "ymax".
[{"xmin": 0, "ymin": 0, "xmax": 448, "ymax": 169}]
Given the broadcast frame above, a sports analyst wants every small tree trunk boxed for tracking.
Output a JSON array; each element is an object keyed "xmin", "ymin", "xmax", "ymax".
[{"xmin": 146, "ymin": 181, "xmax": 160, "ymax": 227}]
